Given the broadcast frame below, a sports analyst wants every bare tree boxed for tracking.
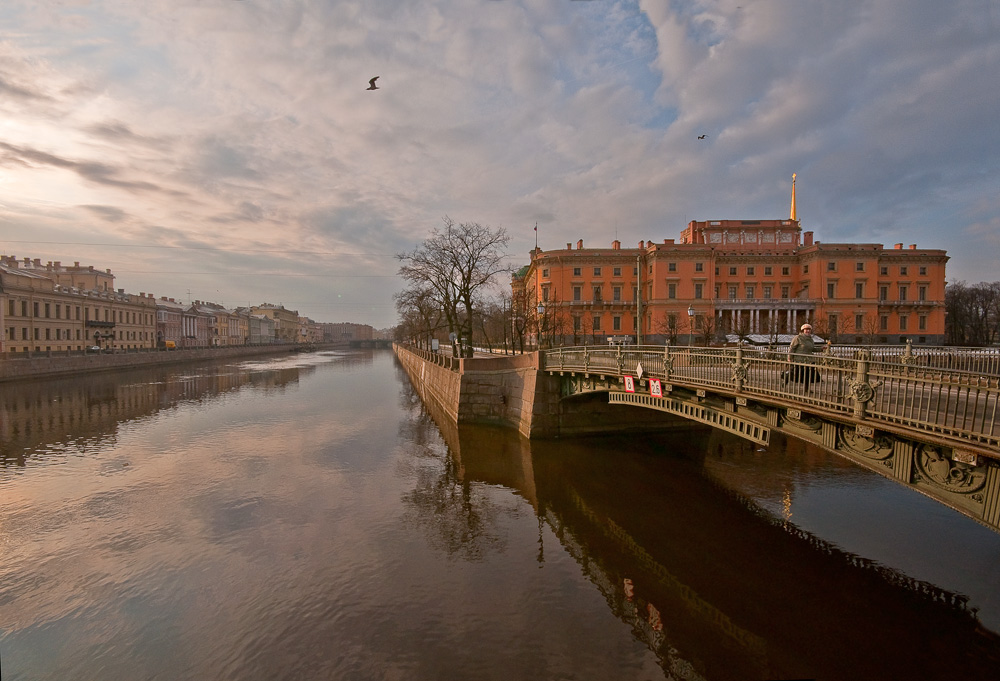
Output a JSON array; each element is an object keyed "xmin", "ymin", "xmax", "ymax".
[
  {"xmin": 397, "ymin": 217, "xmax": 510, "ymax": 356},
  {"xmin": 654, "ymin": 311, "xmax": 680, "ymax": 345}
]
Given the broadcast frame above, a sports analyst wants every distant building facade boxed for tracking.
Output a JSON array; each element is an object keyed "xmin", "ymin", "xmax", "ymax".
[
  {"xmin": 2, "ymin": 256, "xmax": 157, "ymax": 353},
  {"xmin": 516, "ymin": 183, "xmax": 948, "ymax": 345}
]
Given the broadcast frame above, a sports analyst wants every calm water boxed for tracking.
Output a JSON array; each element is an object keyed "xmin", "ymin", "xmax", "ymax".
[{"xmin": 1, "ymin": 349, "xmax": 999, "ymax": 680}]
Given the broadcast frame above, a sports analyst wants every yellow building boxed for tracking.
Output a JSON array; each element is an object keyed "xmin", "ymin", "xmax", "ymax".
[{"xmin": 2, "ymin": 256, "xmax": 158, "ymax": 353}]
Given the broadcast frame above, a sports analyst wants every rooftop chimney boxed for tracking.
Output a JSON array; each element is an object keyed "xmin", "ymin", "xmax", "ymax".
[
  {"xmin": 909, "ymin": 244, "xmax": 916, "ymax": 250},
  {"xmin": 577, "ymin": 239, "xmax": 584, "ymax": 250},
  {"xmin": 803, "ymin": 231, "xmax": 814, "ymax": 246},
  {"xmin": 612, "ymin": 240, "xmax": 620, "ymax": 250},
  {"xmin": 894, "ymin": 243, "xmax": 903, "ymax": 249}
]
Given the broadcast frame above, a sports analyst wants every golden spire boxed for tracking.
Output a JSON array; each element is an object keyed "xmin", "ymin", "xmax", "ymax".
[{"xmin": 789, "ymin": 173, "xmax": 797, "ymax": 221}]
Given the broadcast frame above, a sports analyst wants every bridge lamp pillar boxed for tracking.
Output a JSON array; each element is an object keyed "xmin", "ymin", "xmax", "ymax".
[
  {"xmin": 536, "ymin": 303, "xmax": 545, "ymax": 349},
  {"xmin": 687, "ymin": 305, "xmax": 695, "ymax": 348}
]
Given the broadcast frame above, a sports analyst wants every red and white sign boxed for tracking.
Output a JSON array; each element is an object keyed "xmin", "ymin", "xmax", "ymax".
[
  {"xmin": 649, "ymin": 378, "xmax": 663, "ymax": 398},
  {"xmin": 624, "ymin": 376, "xmax": 635, "ymax": 393}
]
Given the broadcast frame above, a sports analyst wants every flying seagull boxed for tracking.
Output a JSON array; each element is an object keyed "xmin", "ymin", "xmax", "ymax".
[
  {"xmin": 698, "ymin": 134, "xmax": 707, "ymax": 139},
  {"xmin": 367, "ymin": 76, "xmax": 379, "ymax": 91}
]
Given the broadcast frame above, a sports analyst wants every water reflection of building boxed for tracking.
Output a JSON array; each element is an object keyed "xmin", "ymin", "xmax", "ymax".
[{"xmin": 0, "ymin": 362, "xmax": 305, "ymax": 466}]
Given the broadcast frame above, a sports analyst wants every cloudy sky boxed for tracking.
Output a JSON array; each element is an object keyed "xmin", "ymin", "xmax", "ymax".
[{"xmin": 1, "ymin": 0, "xmax": 998, "ymax": 328}]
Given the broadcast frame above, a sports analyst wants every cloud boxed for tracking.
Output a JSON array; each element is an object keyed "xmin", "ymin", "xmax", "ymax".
[{"xmin": 0, "ymin": 0, "xmax": 997, "ymax": 326}]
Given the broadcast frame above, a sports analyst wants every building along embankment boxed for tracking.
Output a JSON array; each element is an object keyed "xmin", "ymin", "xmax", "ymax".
[
  {"xmin": 393, "ymin": 343, "xmax": 695, "ymax": 439},
  {"xmin": 0, "ymin": 343, "xmax": 342, "ymax": 383}
]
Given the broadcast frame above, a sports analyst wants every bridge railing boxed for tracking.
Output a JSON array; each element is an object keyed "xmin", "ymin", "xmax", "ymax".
[{"xmin": 542, "ymin": 346, "xmax": 1000, "ymax": 451}]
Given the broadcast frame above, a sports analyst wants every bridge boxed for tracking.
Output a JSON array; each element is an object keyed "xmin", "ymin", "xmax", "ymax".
[
  {"xmin": 394, "ymin": 341, "xmax": 1000, "ymax": 533},
  {"xmin": 540, "ymin": 344, "xmax": 1000, "ymax": 533}
]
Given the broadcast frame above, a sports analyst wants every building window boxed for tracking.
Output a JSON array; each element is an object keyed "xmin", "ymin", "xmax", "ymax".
[
  {"xmin": 542, "ymin": 287, "xmax": 549, "ymax": 301},
  {"xmin": 781, "ymin": 286, "xmax": 790, "ymax": 299},
  {"xmin": 746, "ymin": 266, "xmax": 755, "ymax": 276},
  {"xmin": 919, "ymin": 315, "xmax": 927, "ymax": 330},
  {"xmin": 45, "ymin": 303, "xmax": 51, "ymax": 318},
  {"xmin": 573, "ymin": 316, "xmax": 581, "ymax": 332},
  {"xmin": 729, "ymin": 267, "xmax": 737, "ymax": 276},
  {"xmin": 592, "ymin": 315, "xmax": 601, "ymax": 331},
  {"xmin": 880, "ymin": 266, "xmax": 888, "ymax": 276},
  {"xmin": 880, "ymin": 315, "xmax": 889, "ymax": 331},
  {"xmin": 45, "ymin": 328, "xmax": 51, "ymax": 340},
  {"xmin": 782, "ymin": 266, "xmax": 790, "ymax": 276},
  {"xmin": 899, "ymin": 315, "xmax": 908, "ymax": 331},
  {"xmin": 827, "ymin": 282, "xmax": 836, "ymax": 298},
  {"xmin": 745, "ymin": 286, "xmax": 755, "ymax": 299},
  {"xmin": 593, "ymin": 267, "xmax": 601, "ymax": 276},
  {"xmin": 918, "ymin": 286, "xmax": 927, "ymax": 301},
  {"xmin": 613, "ymin": 286, "xmax": 622, "ymax": 301},
  {"xmin": 694, "ymin": 263, "xmax": 703, "ymax": 272},
  {"xmin": 613, "ymin": 267, "xmax": 621, "ymax": 277},
  {"xmin": 763, "ymin": 286, "xmax": 772, "ymax": 299},
  {"xmin": 899, "ymin": 286, "xmax": 908, "ymax": 302},
  {"xmin": 694, "ymin": 283, "xmax": 703, "ymax": 299},
  {"xmin": 668, "ymin": 283, "xmax": 676, "ymax": 299},
  {"xmin": 856, "ymin": 283, "xmax": 864, "ymax": 299},
  {"xmin": 613, "ymin": 316, "xmax": 621, "ymax": 331},
  {"xmin": 879, "ymin": 286, "xmax": 888, "ymax": 301},
  {"xmin": 542, "ymin": 269, "xmax": 549, "ymax": 278},
  {"xmin": 668, "ymin": 262, "xmax": 676, "ymax": 272},
  {"xmin": 900, "ymin": 266, "xmax": 908, "ymax": 276},
  {"xmin": 593, "ymin": 286, "xmax": 602, "ymax": 301},
  {"xmin": 829, "ymin": 315, "xmax": 839, "ymax": 335},
  {"xmin": 827, "ymin": 262, "xmax": 836, "ymax": 271},
  {"xmin": 632, "ymin": 286, "xmax": 638, "ymax": 301},
  {"xmin": 919, "ymin": 266, "xmax": 927, "ymax": 276},
  {"xmin": 573, "ymin": 286, "xmax": 581, "ymax": 301},
  {"xmin": 728, "ymin": 286, "xmax": 737, "ymax": 299},
  {"xmin": 856, "ymin": 262, "xmax": 865, "ymax": 271},
  {"xmin": 573, "ymin": 267, "xmax": 581, "ymax": 277},
  {"xmin": 764, "ymin": 266, "xmax": 772, "ymax": 276},
  {"xmin": 855, "ymin": 314, "xmax": 864, "ymax": 331},
  {"xmin": 715, "ymin": 267, "xmax": 720, "ymax": 276},
  {"xmin": 633, "ymin": 267, "xmax": 638, "ymax": 276},
  {"xmin": 803, "ymin": 265, "xmax": 809, "ymax": 274}
]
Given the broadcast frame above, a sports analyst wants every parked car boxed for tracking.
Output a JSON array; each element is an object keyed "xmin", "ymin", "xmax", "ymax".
[{"xmin": 86, "ymin": 345, "xmax": 102, "ymax": 353}]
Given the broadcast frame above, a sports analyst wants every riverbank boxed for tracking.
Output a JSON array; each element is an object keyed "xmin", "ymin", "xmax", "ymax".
[{"xmin": 0, "ymin": 343, "xmax": 344, "ymax": 382}]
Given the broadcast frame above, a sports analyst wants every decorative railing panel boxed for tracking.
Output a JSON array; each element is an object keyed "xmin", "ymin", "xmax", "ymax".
[{"xmin": 542, "ymin": 346, "xmax": 1000, "ymax": 452}]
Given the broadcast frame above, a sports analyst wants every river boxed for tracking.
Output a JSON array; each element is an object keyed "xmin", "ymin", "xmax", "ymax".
[{"xmin": 1, "ymin": 349, "xmax": 998, "ymax": 680}]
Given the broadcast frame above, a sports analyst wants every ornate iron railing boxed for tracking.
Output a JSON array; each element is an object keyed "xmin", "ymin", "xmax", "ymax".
[{"xmin": 542, "ymin": 345, "xmax": 1000, "ymax": 452}]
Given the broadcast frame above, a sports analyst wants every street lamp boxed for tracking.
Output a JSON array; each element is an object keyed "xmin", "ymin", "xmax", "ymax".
[
  {"xmin": 687, "ymin": 304, "xmax": 695, "ymax": 347},
  {"xmin": 536, "ymin": 302, "xmax": 545, "ymax": 349}
]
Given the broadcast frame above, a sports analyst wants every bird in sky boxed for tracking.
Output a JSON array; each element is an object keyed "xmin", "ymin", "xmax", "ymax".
[
  {"xmin": 367, "ymin": 76, "xmax": 379, "ymax": 91},
  {"xmin": 698, "ymin": 134, "xmax": 707, "ymax": 139}
]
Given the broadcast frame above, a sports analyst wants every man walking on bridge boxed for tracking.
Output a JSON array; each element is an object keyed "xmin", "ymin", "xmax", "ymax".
[{"xmin": 787, "ymin": 323, "xmax": 822, "ymax": 390}]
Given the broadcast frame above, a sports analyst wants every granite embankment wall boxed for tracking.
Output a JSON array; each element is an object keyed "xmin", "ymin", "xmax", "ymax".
[
  {"xmin": 393, "ymin": 343, "xmax": 693, "ymax": 439},
  {"xmin": 393, "ymin": 343, "xmax": 559, "ymax": 438},
  {"xmin": 0, "ymin": 344, "xmax": 334, "ymax": 383}
]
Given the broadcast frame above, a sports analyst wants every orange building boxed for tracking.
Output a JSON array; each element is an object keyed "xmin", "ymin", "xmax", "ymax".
[{"xmin": 516, "ymin": 181, "xmax": 948, "ymax": 346}]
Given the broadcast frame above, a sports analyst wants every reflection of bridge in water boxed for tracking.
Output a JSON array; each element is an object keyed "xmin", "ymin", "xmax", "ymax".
[
  {"xmin": 432, "ymin": 420, "xmax": 1000, "ymax": 680},
  {"xmin": 543, "ymin": 345, "xmax": 1000, "ymax": 534},
  {"xmin": 393, "ymin": 341, "xmax": 1000, "ymax": 532}
]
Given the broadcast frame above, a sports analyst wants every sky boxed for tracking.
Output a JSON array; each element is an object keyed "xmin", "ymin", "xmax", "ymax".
[{"xmin": 1, "ymin": 0, "xmax": 998, "ymax": 328}]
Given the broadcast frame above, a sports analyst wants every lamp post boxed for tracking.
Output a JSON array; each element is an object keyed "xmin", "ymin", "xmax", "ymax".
[
  {"xmin": 536, "ymin": 302, "xmax": 545, "ymax": 350},
  {"xmin": 687, "ymin": 304, "xmax": 695, "ymax": 347}
]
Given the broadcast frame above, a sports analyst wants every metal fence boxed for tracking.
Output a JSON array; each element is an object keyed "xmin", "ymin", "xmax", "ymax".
[{"xmin": 542, "ymin": 345, "xmax": 1000, "ymax": 451}]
